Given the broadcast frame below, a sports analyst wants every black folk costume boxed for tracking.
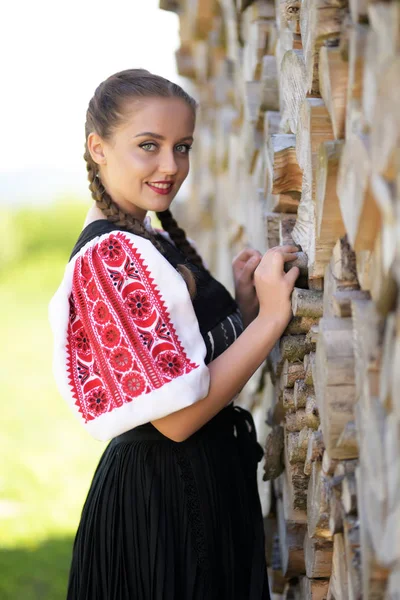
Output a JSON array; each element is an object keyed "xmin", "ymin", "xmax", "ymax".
[{"xmin": 49, "ymin": 219, "xmax": 271, "ymax": 600}]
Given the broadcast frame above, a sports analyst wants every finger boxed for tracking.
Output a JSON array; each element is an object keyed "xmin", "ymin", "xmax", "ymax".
[
  {"xmin": 234, "ymin": 248, "xmax": 260, "ymax": 262},
  {"xmin": 284, "ymin": 265, "xmax": 300, "ymax": 286},
  {"xmin": 242, "ymin": 254, "xmax": 262, "ymax": 278},
  {"xmin": 269, "ymin": 244, "xmax": 299, "ymax": 253}
]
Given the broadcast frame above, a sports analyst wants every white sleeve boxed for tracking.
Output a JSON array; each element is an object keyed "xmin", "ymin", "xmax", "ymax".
[{"xmin": 48, "ymin": 230, "xmax": 210, "ymax": 441}]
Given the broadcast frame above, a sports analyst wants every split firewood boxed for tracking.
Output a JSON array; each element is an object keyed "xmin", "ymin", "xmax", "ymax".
[
  {"xmin": 265, "ymin": 134, "xmax": 303, "ymax": 195},
  {"xmin": 294, "ymin": 379, "xmax": 315, "ymax": 410},
  {"xmin": 304, "ymin": 352, "xmax": 316, "ymax": 386},
  {"xmin": 319, "ymin": 47, "xmax": 348, "ymax": 139},
  {"xmin": 285, "ymin": 405, "xmax": 318, "ymax": 432},
  {"xmin": 277, "ymin": 497, "xmax": 306, "ymax": 577},
  {"xmin": 337, "ymin": 133, "xmax": 382, "ymax": 252},
  {"xmin": 280, "ymin": 359, "xmax": 306, "ymax": 389},
  {"xmin": 329, "ymin": 485, "xmax": 344, "ymax": 535},
  {"xmin": 282, "ymin": 387, "xmax": 295, "ymax": 412},
  {"xmin": 346, "ymin": 23, "xmax": 368, "ymax": 136},
  {"xmin": 332, "ymin": 236, "xmax": 358, "ymax": 283},
  {"xmin": 304, "ymin": 533, "xmax": 333, "ymax": 578},
  {"xmin": 362, "ymin": 3, "xmax": 400, "ymax": 128},
  {"xmin": 314, "ymin": 318, "xmax": 357, "ymax": 459},
  {"xmin": 307, "ymin": 460, "xmax": 331, "ymax": 539},
  {"xmin": 304, "ymin": 429, "xmax": 325, "ymax": 476},
  {"xmin": 299, "ymin": 577, "xmax": 330, "ymax": 600},
  {"xmin": 305, "ymin": 324, "xmax": 319, "ymax": 346},
  {"xmin": 370, "ymin": 57, "xmax": 400, "ymax": 182},
  {"xmin": 259, "ymin": 55, "xmax": 280, "ymax": 112},
  {"xmin": 300, "ymin": 0, "xmax": 347, "ymax": 94},
  {"xmin": 287, "ymin": 428, "xmax": 311, "ymax": 463},
  {"xmin": 280, "ymin": 49, "xmax": 307, "ymax": 134},
  {"xmin": 263, "ymin": 425, "xmax": 285, "ymax": 480},
  {"xmin": 315, "ymin": 141, "xmax": 346, "ymax": 269},
  {"xmin": 284, "ymin": 316, "xmax": 319, "ymax": 335},
  {"xmin": 331, "ymin": 289, "xmax": 370, "ymax": 318},
  {"xmin": 327, "ymin": 534, "xmax": 349, "ymax": 599},
  {"xmin": 343, "ymin": 515, "xmax": 362, "ymax": 600},
  {"xmin": 335, "ymin": 420, "xmax": 358, "ymax": 459}
]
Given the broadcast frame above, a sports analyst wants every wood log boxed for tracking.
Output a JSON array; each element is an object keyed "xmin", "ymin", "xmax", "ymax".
[
  {"xmin": 362, "ymin": 2, "xmax": 400, "ymax": 129},
  {"xmin": 280, "ymin": 359, "xmax": 306, "ymax": 389},
  {"xmin": 277, "ymin": 497, "xmax": 307, "ymax": 577},
  {"xmin": 307, "ymin": 460, "xmax": 331, "ymax": 539},
  {"xmin": 265, "ymin": 134, "xmax": 303, "ymax": 196},
  {"xmin": 337, "ymin": 133, "xmax": 382, "ymax": 252},
  {"xmin": 259, "ymin": 55, "xmax": 280, "ymax": 112},
  {"xmin": 322, "ymin": 252, "xmax": 360, "ymax": 319},
  {"xmin": 314, "ymin": 318, "xmax": 357, "ymax": 459},
  {"xmin": 283, "ymin": 251, "xmax": 308, "ymax": 278},
  {"xmin": 300, "ymin": 0, "xmax": 347, "ymax": 95},
  {"xmin": 370, "ymin": 57, "xmax": 400, "ymax": 182},
  {"xmin": 286, "ymin": 428, "xmax": 310, "ymax": 464},
  {"xmin": 319, "ymin": 47, "xmax": 348, "ymax": 140},
  {"xmin": 342, "ymin": 471, "xmax": 357, "ymax": 515},
  {"xmin": 263, "ymin": 425, "xmax": 285, "ymax": 480},
  {"xmin": 315, "ymin": 140, "xmax": 346, "ymax": 264},
  {"xmin": 304, "ymin": 429, "xmax": 325, "ymax": 476},
  {"xmin": 329, "ymin": 485, "xmax": 344, "ymax": 535},
  {"xmin": 280, "ymin": 49, "xmax": 307, "ymax": 134},
  {"xmin": 355, "ymin": 467, "xmax": 390, "ymax": 599},
  {"xmin": 369, "ymin": 228, "xmax": 398, "ymax": 317},
  {"xmin": 343, "ymin": 515, "xmax": 362, "ymax": 600},
  {"xmin": 291, "ymin": 288, "xmax": 324, "ymax": 318},
  {"xmin": 350, "ymin": 298, "xmax": 383, "ymax": 404},
  {"xmin": 293, "ymin": 98, "xmax": 334, "ymax": 276},
  {"xmin": 280, "ymin": 334, "xmax": 315, "ymax": 363},
  {"xmin": 284, "ymin": 316, "xmax": 319, "ymax": 335},
  {"xmin": 304, "ymin": 533, "xmax": 333, "ymax": 578},
  {"xmin": 332, "ymin": 236, "xmax": 358, "ymax": 283},
  {"xmin": 304, "ymin": 351, "xmax": 316, "ymax": 386},
  {"xmin": 327, "ymin": 534, "xmax": 349, "ymax": 600},
  {"xmin": 322, "ymin": 450, "xmax": 339, "ymax": 477},
  {"xmin": 346, "ymin": 23, "xmax": 368, "ymax": 137},
  {"xmin": 294, "ymin": 379, "xmax": 315, "ymax": 409},
  {"xmin": 300, "ymin": 576, "xmax": 330, "ymax": 599},
  {"xmin": 331, "ymin": 289, "xmax": 370, "ymax": 318},
  {"xmin": 283, "ymin": 387, "xmax": 295, "ymax": 412},
  {"xmin": 279, "ymin": 214, "xmax": 297, "ymax": 245},
  {"xmin": 335, "ymin": 420, "xmax": 358, "ymax": 458}
]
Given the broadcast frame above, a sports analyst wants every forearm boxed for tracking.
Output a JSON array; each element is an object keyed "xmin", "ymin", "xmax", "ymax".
[{"xmin": 151, "ymin": 313, "xmax": 287, "ymax": 441}]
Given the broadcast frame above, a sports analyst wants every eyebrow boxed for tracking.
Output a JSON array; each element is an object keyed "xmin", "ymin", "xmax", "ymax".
[{"xmin": 134, "ymin": 132, "xmax": 194, "ymax": 142}]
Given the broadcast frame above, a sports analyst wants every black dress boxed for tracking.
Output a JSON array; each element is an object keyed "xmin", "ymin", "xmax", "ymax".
[{"xmin": 66, "ymin": 221, "xmax": 271, "ymax": 600}]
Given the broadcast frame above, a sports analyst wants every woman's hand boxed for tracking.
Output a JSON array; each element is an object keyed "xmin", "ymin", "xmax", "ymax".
[
  {"xmin": 232, "ymin": 248, "xmax": 262, "ymax": 328},
  {"xmin": 254, "ymin": 245, "xmax": 300, "ymax": 326}
]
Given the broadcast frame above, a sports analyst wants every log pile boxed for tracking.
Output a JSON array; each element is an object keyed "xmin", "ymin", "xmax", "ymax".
[{"xmin": 160, "ymin": 0, "xmax": 400, "ymax": 597}]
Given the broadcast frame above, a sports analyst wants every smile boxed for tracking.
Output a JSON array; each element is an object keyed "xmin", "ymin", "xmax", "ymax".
[{"xmin": 146, "ymin": 182, "xmax": 174, "ymax": 195}]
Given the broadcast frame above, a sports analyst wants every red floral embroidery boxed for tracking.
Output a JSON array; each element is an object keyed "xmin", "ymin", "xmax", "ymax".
[
  {"xmin": 67, "ymin": 232, "xmax": 199, "ymax": 423},
  {"xmin": 75, "ymin": 328, "xmax": 91, "ymax": 354},
  {"xmin": 157, "ymin": 351, "xmax": 184, "ymax": 378},
  {"xmin": 87, "ymin": 387, "xmax": 109, "ymax": 415},
  {"xmin": 122, "ymin": 372, "xmax": 146, "ymax": 398},
  {"xmin": 110, "ymin": 347, "xmax": 133, "ymax": 372},
  {"xmin": 92, "ymin": 300, "xmax": 110, "ymax": 324},
  {"xmin": 101, "ymin": 324, "xmax": 121, "ymax": 348},
  {"xmin": 99, "ymin": 237, "xmax": 123, "ymax": 263},
  {"xmin": 126, "ymin": 291, "xmax": 151, "ymax": 320},
  {"xmin": 86, "ymin": 279, "xmax": 99, "ymax": 301}
]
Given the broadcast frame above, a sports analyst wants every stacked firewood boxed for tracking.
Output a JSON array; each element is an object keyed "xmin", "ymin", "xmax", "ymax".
[{"xmin": 160, "ymin": 0, "xmax": 400, "ymax": 598}]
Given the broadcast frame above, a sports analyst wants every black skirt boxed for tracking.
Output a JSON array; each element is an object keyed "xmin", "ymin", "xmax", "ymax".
[{"xmin": 67, "ymin": 404, "xmax": 271, "ymax": 600}]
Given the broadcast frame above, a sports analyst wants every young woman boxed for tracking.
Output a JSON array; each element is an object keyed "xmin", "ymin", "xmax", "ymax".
[{"xmin": 49, "ymin": 69, "xmax": 299, "ymax": 600}]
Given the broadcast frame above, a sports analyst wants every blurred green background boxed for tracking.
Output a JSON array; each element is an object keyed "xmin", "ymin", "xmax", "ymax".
[{"xmin": 0, "ymin": 200, "xmax": 106, "ymax": 599}]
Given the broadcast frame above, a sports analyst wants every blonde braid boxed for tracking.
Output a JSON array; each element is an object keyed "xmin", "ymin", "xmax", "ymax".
[{"xmin": 84, "ymin": 152, "xmax": 163, "ymax": 252}]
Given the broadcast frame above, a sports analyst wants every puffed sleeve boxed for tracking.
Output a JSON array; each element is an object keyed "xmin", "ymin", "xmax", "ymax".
[{"xmin": 48, "ymin": 230, "xmax": 210, "ymax": 441}]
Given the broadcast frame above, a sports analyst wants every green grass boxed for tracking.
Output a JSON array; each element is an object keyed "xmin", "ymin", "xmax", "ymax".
[{"xmin": 0, "ymin": 205, "xmax": 106, "ymax": 599}]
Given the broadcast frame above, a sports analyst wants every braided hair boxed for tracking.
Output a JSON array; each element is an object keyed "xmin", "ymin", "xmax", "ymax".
[{"xmin": 84, "ymin": 68, "xmax": 206, "ymax": 273}]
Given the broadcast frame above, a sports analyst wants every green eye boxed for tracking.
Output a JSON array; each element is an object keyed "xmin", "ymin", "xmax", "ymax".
[
  {"xmin": 176, "ymin": 144, "xmax": 192, "ymax": 154},
  {"xmin": 140, "ymin": 142, "xmax": 157, "ymax": 152}
]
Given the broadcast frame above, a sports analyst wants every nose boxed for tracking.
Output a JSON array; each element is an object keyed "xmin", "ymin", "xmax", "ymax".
[{"xmin": 158, "ymin": 148, "xmax": 178, "ymax": 176}]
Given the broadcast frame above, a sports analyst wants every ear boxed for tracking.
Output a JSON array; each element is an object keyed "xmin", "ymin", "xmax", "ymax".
[{"xmin": 87, "ymin": 132, "xmax": 107, "ymax": 167}]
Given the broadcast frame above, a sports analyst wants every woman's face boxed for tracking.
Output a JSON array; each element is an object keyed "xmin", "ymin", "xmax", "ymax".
[{"xmin": 88, "ymin": 97, "xmax": 195, "ymax": 221}]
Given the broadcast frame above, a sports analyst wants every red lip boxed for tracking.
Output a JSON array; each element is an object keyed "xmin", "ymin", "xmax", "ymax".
[{"xmin": 146, "ymin": 182, "xmax": 174, "ymax": 195}]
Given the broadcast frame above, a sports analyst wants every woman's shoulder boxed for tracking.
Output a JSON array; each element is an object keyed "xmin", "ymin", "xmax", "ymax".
[{"xmin": 69, "ymin": 220, "xmax": 129, "ymax": 261}]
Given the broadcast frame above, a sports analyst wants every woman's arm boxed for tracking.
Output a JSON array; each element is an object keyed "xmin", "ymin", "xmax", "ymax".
[{"xmin": 152, "ymin": 245, "xmax": 300, "ymax": 442}]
